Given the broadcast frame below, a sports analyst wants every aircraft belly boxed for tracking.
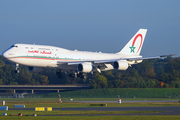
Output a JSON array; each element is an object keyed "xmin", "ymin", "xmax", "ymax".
[{"xmin": 10, "ymin": 58, "xmax": 56, "ymax": 67}]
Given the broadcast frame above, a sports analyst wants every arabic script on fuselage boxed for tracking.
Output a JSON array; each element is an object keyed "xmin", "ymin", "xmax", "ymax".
[
  {"xmin": 40, "ymin": 50, "xmax": 52, "ymax": 54},
  {"xmin": 28, "ymin": 50, "xmax": 52, "ymax": 54},
  {"xmin": 28, "ymin": 50, "xmax": 39, "ymax": 53}
]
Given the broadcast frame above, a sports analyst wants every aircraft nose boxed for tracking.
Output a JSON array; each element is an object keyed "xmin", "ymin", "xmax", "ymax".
[{"xmin": 2, "ymin": 50, "xmax": 9, "ymax": 58}]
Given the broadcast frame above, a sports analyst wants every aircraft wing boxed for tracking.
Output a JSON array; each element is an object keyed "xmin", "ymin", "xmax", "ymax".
[
  {"xmin": 93, "ymin": 54, "xmax": 178, "ymax": 64},
  {"xmin": 57, "ymin": 54, "xmax": 177, "ymax": 65}
]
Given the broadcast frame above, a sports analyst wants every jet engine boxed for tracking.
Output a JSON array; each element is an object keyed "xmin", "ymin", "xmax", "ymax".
[
  {"xmin": 113, "ymin": 60, "xmax": 128, "ymax": 70},
  {"xmin": 77, "ymin": 62, "xmax": 93, "ymax": 73},
  {"xmin": 27, "ymin": 66, "xmax": 43, "ymax": 72}
]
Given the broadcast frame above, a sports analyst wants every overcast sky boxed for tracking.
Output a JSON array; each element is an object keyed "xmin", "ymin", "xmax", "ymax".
[{"xmin": 0, "ymin": 0, "xmax": 179, "ymax": 57}]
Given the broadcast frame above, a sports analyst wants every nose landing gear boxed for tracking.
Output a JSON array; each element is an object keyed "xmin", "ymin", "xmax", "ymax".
[{"xmin": 15, "ymin": 64, "xmax": 20, "ymax": 73}]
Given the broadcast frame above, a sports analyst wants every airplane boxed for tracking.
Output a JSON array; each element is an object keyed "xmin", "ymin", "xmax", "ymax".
[{"xmin": 2, "ymin": 29, "xmax": 176, "ymax": 79}]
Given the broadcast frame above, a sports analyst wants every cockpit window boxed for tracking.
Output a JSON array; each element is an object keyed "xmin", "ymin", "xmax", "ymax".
[{"xmin": 11, "ymin": 45, "xmax": 18, "ymax": 48}]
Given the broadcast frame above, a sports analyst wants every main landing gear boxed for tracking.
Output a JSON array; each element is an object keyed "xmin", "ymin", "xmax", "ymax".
[
  {"xmin": 56, "ymin": 69, "xmax": 63, "ymax": 79},
  {"xmin": 56, "ymin": 69, "xmax": 86, "ymax": 79},
  {"xmin": 15, "ymin": 64, "xmax": 20, "ymax": 73},
  {"xmin": 69, "ymin": 72, "xmax": 86, "ymax": 79},
  {"xmin": 78, "ymin": 72, "xmax": 86, "ymax": 79}
]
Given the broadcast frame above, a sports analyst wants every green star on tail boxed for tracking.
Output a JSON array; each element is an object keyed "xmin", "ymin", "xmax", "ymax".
[{"xmin": 129, "ymin": 44, "xmax": 136, "ymax": 53}]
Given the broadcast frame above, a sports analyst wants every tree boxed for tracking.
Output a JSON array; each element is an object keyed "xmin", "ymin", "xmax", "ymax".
[
  {"xmin": 18, "ymin": 71, "xmax": 32, "ymax": 85},
  {"xmin": 96, "ymin": 74, "xmax": 108, "ymax": 88},
  {"xmin": 40, "ymin": 75, "xmax": 49, "ymax": 85},
  {"xmin": 1, "ymin": 54, "xmax": 180, "ymax": 88}
]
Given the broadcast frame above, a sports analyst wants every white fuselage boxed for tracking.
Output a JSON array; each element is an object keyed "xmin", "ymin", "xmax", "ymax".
[{"xmin": 2, "ymin": 44, "xmax": 141, "ymax": 71}]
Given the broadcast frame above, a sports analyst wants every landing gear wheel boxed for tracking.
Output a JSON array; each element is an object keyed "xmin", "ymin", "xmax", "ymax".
[
  {"xmin": 69, "ymin": 73, "xmax": 77, "ymax": 78},
  {"xmin": 80, "ymin": 75, "xmax": 86, "ymax": 79},
  {"xmin": 15, "ymin": 69, "xmax": 20, "ymax": 73},
  {"xmin": 79, "ymin": 73, "xmax": 86, "ymax": 79}
]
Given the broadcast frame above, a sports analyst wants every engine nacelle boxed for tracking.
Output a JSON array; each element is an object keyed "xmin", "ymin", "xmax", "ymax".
[
  {"xmin": 77, "ymin": 62, "xmax": 93, "ymax": 73},
  {"xmin": 27, "ymin": 66, "xmax": 42, "ymax": 72},
  {"xmin": 113, "ymin": 61, "xmax": 128, "ymax": 70}
]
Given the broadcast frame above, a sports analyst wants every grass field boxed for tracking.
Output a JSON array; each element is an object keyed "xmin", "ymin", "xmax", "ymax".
[
  {"xmin": 0, "ymin": 115, "xmax": 180, "ymax": 120},
  {"xmin": 1, "ymin": 88, "xmax": 180, "ymax": 99},
  {"xmin": 0, "ymin": 110, "xmax": 162, "ymax": 116},
  {"xmin": 0, "ymin": 97, "xmax": 179, "ymax": 102},
  {"xmin": 27, "ymin": 88, "xmax": 180, "ymax": 98},
  {"xmin": 2, "ymin": 101, "xmax": 180, "ymax": 108},
  {"xmin": 0, "ymin": 99, "xmax": 179, "ymax": 119},
  {"xmin": 0, "ymin": 88, "xmax": 180, "ymax": 119}
]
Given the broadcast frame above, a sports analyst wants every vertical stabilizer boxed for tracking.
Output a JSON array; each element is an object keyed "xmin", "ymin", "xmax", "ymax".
[{"xmin": 117, "ymin": 29, "xmax": 147, "ymax": 55}]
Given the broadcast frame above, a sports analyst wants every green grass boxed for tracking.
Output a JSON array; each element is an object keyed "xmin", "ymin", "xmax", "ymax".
[
  {"xmin": 1, "ymin": 88, "xmax": 180, "ymax": 100},
  {"xmin": 0, "ymin": 97, "xmax": 179, "ymax": 102},
  {"xmin": 23, "ymin": 88, "xmax": 180, "ymax": 98},
  {"xmin": 0, "ymin": 110, "xmax": 162, "ymax": 116},
  {"xmin": 0, "ymin": 99, "xmax": 179, "ymax": 120},
  {"xmin": 0, "ymin": 115, "xmax": 180, "ymax": 120},
  {"xmin": 3, "ymin": 101, "xmax": 180, "ymax": 108}
]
